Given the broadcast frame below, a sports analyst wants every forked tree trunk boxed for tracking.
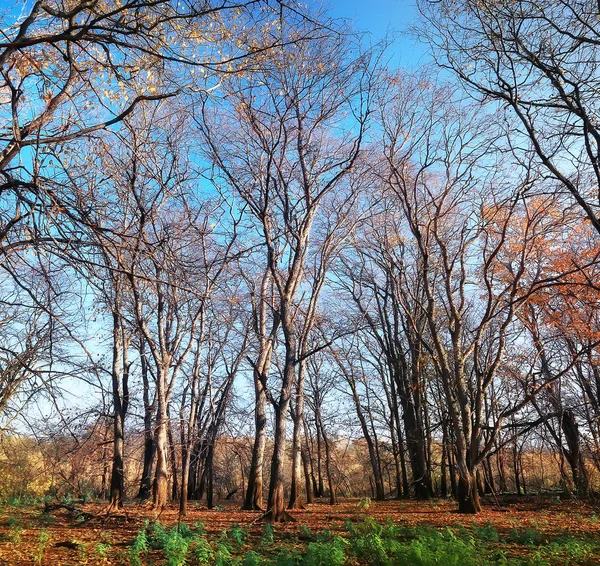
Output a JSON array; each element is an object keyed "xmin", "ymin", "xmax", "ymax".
[
  {"xmin": 109, "ymin": 410, "xmax": 125, "ymax": 508},
  {"xmin": 206, "ymin": 445, "xmax": 215, "ymax": 509},
  {"xmin": 397, "ymin": 423, "xmax": 409, "ymax": 498}
]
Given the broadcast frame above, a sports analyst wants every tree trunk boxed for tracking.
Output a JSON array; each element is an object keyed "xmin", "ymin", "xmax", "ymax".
[
  {"xmin": 561, "ymin": 409, "xmax": 590, "ymax": 497},
  {"xmin": 322, "ymin": 423, "xmax": 337, "ymax": 505},
  {"xmin": 109, "ymin": 310, "xmax": 128, "ymax": 509},
  {"xmin": 288, "ymin": 363, "xmax": 306, "ymax": 509},
  {"xmin": 267, "ymin": 402, "xmax": 291, "ymax": 521},
  {"xmin": 301, "ymin": 443, "xmax": 314, "ymax": 504},
  {"xmin": 440, "ymin": 439, "xmax": 448, "ymax": 498},
  {"xmin": 152, "ymin": 367, "xmax": 169, "ymax": 509},
  {"xmin": 457, "ymin": 470, "xmax": 481, "ymax": 514},
  {"xmin": 168, "ymin": 407, "xmax": 179, "ymax": 502},
  {"xmin": 206, "ymin": 445, "xmax": 214, "ymax": 509},
  {"xmin": 243, "ymin": 377, "xmax": 267, "ymax": 510},
  {"xmin": 138, "ymin": 345, "xmax": 155, "ymax": 499}
]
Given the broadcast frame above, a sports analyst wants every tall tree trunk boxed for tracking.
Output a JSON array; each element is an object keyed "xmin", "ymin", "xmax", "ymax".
[
  {"xmin": 455, "ymin": 434, "xmax": 482, "ymax": 513},
  {"xmin": 138, "ymin": 344, "xmax": 155, "ymax": 499},
  {"xmin": 484, "ymin": 456, "xmax": 495, "ymax": 494},
  {"xmin": 394, "ymin": 360, "xmax": 432, "ymax": 500},
  {"xmin": 301, "ymin": 443, "xmax": 314, "ymax": 504},
  {"xmin": 561, "ymin": 409, "xmax": 590, "ymax": 497},
  {"xmin": 168, "ymin": 406, "xmax": 179, "ymax": 501},
  {"xmin": 441, "ymin": 424, "xmax": 448, "ymax": 498},
  {"xmin": 206, "ymin": 444, "xmax": 215, "ymax": 509},
  {"xmin": 288, "ymin": 362, "xmax": 306, "ymax": 509},
  {"xmin": 109, "ymin": 310, "xmax": 129, "ymax": 509},
  {"xmin": 321, "ymin": 418, "xmax": 337, "ymax": 505},
  {"xmin": 243, "ymin": 370, "xmax": 268, "ymax": 511},
  {"xmin": 267, "ymin": 401, "xmax": 291, "ymax": 521},
  {"xmin": 457, "ymin": 469, "xmax": 481, "ymax": 514},
  {"xmin": 397, "ymin": 422, "xmax": 409, "ymax": 498},
  {"xmin": 315, "ymin": 414, "xmax": 325, "ymax": 497},
  {"xmin": 303, "ymin": 419, "xmax": 319, "ymax": 498},
  {"xmin": 153, "ymin": 366, "xmax": 169, "ymax": 509},
  {"xmin": 343, "ymin": 368, "xmax": 385, "ymax": 501}
]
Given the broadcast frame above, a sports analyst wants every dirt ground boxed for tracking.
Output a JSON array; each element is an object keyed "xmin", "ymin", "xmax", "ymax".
[{"xmin": 1, "ymin": 496, "xmax": 599, "ymax": 565}]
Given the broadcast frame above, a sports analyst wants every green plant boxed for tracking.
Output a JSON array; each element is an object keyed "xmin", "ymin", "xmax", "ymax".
[
  {"xmin": 149, "ymin": 521, "xmax": 169, "ymax": 549},
  {"xmin": 507, "ymin": 528, "xmax": 545, "ymax": 546},
  {"xmin": 403, "ymin": 529, "xmax": 480, "ymax": 566},
  {"xmin": 214, "ymin": 541, "xmax": 234, "ymax": 566},
  {"xmin": 473, "ymin": 522, "xmax": 499, "ymax": 542},
  {"xmin": 128, "ymin": 527, "xmax": 149, "ymax": 566},
  {"xmin": 299, "ymin": 525, "xmax": 314, "ymax": 541},
  {"xmin": 190, "ymin": 534, "xmax": 215, "ymax": 564},
  {"xmin": 228, "ymin": 523, "xmax": 248, "ymax": 547},
  {"xmin": 95, "ymin": 541, "xmax": 112, "ymax": 560},
  {"xmin": 260, "ymin": 523, "xmax": 275, "ymax": 546},
  {"xmin": 242, "ymin": 550, "xmax": 263, "ymax": 566},
  {"xmin": 193, "ymin": 520, "xmax": 206, "ymax": 534},
  {"xmin": 7, "ymin": 524, "xmax": 24, "ymax": 544},
  {"xmin": 530, "ymin": 537, "xmax": 594, "ymax": 565},
  {"xmin": 33, "ymin": 530, "xmax": 51, "ymax": 565},
  {"xmin": 164, "ymin": 530, "xmax": 190, "ymax": 566},
  {"xmin": 302, "ymin": 536, "xmax": 347, "ymax": 566},
  {"xmin": 357, "ymin": 497, "xmax": 371, "ymax": 513},
  {"xmin": 272, "ymin": 548, "xmax": 299, "ymax": 566}
]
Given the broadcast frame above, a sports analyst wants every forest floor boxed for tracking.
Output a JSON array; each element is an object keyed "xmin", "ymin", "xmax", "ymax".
[{"xmin": 0, "ymin": 495, "xmax": 599, "ymax": 565}]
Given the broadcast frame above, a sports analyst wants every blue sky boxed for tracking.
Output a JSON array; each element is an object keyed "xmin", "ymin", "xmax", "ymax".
[{"xmin": 327, "ymin": 0, "xmax": 427, "ymax": 68}]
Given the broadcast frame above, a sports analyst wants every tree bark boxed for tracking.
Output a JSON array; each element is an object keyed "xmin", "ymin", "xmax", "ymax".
[
  {"xmin": 243, "ymin": 368, "xmax": 268, "ymax": 511},
  {"xmin": 152, "ymin": 366, "xmax": 170, "ymax": 509},
  {"xmin": 109, "ymin": 309, "xmax": 129, "ymax": 509},
  {"xmin": 288, "ymin": 362, "xmax": 307, "ymax": 509}
]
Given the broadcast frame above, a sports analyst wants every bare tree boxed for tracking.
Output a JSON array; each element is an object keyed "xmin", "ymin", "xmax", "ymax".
[
  {"xmin": 198, "ymin": 24, "xmax": 375, "ymax": 520},
  {"xmin": 418, "ymin": 0, "xmax": 600, "ymax": 235}
]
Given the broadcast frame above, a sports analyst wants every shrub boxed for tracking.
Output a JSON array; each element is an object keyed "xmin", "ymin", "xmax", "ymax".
[
  {"xmin": 403, "ymin": 529, "xmax": 480, "ymax": 566},
  {"xmin": 303, "ymin": 536, "xmax": 347, "ymax": 566},
  {"xmin": 260, "ymin": 523, "xmax": 275, "ymax": 546},
  {"xmin": 190, "ymin": 534, "xmax": 215, "ymax": 564},
  {"xmin": 228, "ymin": 524, "xmax": 248, "ymax": 547},
  {"xmin": 507, "ymin": 528, "xmax": 545, "ymax": 546},
  {"xmin": 243, "ymin": 550, "xmax": 264, "ymax": 566},
  {"xmin": 473, "ymin": 522, "xmax": 499, "ymax": 542},
  {"xmin": 357, "ymin": 498, "xmax": 371, "ymax": 513},
  {"xmin": 164, "ymin": 530, "xmax": 190, "ymax": 566},
  {"xmin": 128, "ymin": 527, "xmax": 149, "ymax": 566}
]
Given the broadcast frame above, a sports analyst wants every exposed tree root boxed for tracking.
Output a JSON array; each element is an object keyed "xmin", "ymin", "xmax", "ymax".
[
  {"xmin": 43, "ymin": 502, "xmax": 96, "ymax": 523},
  {"xmin": 260, "ymin": 509, "xmax": 297, "ymax": 523}
]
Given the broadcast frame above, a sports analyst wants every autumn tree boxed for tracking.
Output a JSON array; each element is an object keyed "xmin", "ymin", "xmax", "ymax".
[{"xmin": 197, "ymin": 23, "xmax": 376, "ymax": 520}]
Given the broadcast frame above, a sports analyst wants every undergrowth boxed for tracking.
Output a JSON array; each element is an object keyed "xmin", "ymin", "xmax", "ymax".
[{"xmin": 121, "ymin": 516, "xmax": 599, "ymax": 565}]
